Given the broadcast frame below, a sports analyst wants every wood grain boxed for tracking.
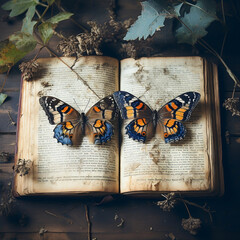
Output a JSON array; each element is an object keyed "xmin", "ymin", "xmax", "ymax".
[{"xmin": 1, "ymin": 0, "xmax": 240, "ymax": 239}]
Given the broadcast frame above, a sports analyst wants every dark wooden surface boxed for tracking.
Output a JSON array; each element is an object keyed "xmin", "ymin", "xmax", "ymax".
[{"xmin": 1, "ymin": 1, "xmax": 240, "ymax": 239}]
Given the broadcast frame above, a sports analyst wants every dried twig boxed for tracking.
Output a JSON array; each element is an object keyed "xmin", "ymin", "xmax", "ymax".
[
  {"xmin": 116, "ymin": 218, "xmax": 124, "ymax": 227},
  {"xmin": 45, "ymin": 46, "xmax": 101, "ymax": 99},
  {"xmin": 177, "ymin": 197, "xmax": 214, "ymax": 222},
  {"xmin": 176, "ymin": 16, "xmax": 240, "ymax": 87},
  {"xmin": 7, "ymin": 111, "xmax": 16, "ymax": 126},
  {"xmin": 0, "ymin": 66, "xmax": 12, "ymax": 93},
  {"xmin": 45, "ymin": 210, "xmax": 73, "ymax": 224},
  {"xmin": 85, "ymin": 204, "xmax": 91, "ymax": 240},
  {"xmin": 56, "ymin": 5, "xmax": 88, "ymax": 33}
]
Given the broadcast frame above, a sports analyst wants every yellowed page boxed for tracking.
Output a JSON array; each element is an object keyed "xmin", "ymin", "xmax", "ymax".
[
  {"xmin": 119, "ymin": 57, "xmax": 211, "ymax": 193},
  {"xmin": 15, "ymin": 56, "xmax": 119, "ymax": 195}
]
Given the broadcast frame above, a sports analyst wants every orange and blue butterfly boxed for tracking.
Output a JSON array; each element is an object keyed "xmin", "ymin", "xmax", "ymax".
[
  {"xmin": 113, "ymin": 91, "xmax": 201, "ymax": 143},
  {"xmin": 39, "ymin": 95, "xmax": 117, "ymax": 145}
]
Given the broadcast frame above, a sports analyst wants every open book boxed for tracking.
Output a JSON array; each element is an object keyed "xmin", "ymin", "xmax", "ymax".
[{"xmin": 14, "ymin": 56, "xmax": 224, "ymax": 196}]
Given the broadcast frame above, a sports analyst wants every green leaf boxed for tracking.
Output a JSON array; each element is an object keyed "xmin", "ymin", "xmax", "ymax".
[
  {"xmin": 124, "ymin": 0, "xmax": 183, "ymax": 40},
  {"xmin": 0, "ymin": 33, "xmax": 37, "ymax": 73},
  {"xmin": 21, "ymin": 5, "xmax": 37, "ymax": 35},
  {"xmin": 9, "ymin": 32, "xmax": 37, "ymax": 52},
  {"xmin": 2, "ymin": 0, "xmax": 39, "ymax": 17},
  {"xmin": 0, "ymin": 39, "xmax": 25, "ymax": 73},
  {"xmin": 0, "ymin": 93, "xmax": 8, "ymax": 106},
  {"xmin": 38, "ymin": 22, "xmax": 56, "ymax": 44},
  {"xmin": 38, "ymin": 12, "xmax": 73, "ymax": 44},
  {"xmin": 175, "ymin": 0, "xmax": 218, "ymax": 45},
  {"xmin": 47, "ymin": 12, "xmax": 73, "ymax": 24}
]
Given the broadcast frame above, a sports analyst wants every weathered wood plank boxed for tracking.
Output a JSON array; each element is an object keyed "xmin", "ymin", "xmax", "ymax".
[
  {"xmin": 0, "ymin": 232, "xmax": 200, "ymax": 240},
  {"xmin": 0, "ymin": 90, "xmax": 19, "ymax": 133},
  {"xmin": 0, "ymin": 1, "xmax": 240, "ymax": 240},
  {"xmin": 0, "ymin": 65, "xmax": 21, "ymax": 90},
  {"xmin": 0, "ymin": 134, "xmax": 16, "ymax": 154}
]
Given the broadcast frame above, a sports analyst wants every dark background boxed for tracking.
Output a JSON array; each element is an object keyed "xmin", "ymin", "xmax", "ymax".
[{"xmin": 1, "ymin": 0, "xmax": 240, "ymax": 239}]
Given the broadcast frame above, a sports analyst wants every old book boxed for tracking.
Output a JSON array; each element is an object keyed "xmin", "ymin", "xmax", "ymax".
[{"xmin": 14, "ymin": 56, "xmax": 224, "ymax": 196}]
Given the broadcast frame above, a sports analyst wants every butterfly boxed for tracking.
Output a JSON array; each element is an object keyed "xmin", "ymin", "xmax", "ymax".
[
  {"xmin": 113, "ymin": 91, "xmax": 201, "ymax": 143},
  {"xmin": 39, "ymin": 95, "xmax": 117, "ymax": 145}
]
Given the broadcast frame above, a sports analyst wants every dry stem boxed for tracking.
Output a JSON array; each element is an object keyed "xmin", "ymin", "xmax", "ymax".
[
  {"xmin": 44, "ymin": 46, "xmax": 101, "ymax": 99},
  {"xmin": 176, "ymin": 16, "xmax": 240, "ymax": 87},
  {"xmin": 178, "ymin": 198, "xmax": 213, "ymax": 222},
  {"xmin": 0, "ymin": 66, "xmax": 12, "ymax": 93},
  {"xmin": 85, "ymin": 205, "xmax": 91, "ymax": 240},
  {"xmin": 45, "ymin": 210, "xmax": 73, "ymax": 224}
]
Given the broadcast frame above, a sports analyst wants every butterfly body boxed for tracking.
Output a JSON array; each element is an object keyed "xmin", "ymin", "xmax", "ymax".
[
  {"xmin": 113, "ymin": 91, "xmax": 200, "ymax": 143},
  {"xmin": 39, "ymin": 96, "xmax": 117, "ymax": 145}
]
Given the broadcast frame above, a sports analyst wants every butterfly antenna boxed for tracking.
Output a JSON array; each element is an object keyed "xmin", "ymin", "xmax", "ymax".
[
  {"xmin": 138, "ymin": 89, "xmax": 154, "ymax": 111},
  {"xmin": 83, "ymin": 98, "xmax": 91, "ymax": 112},
  {"xmin": 73, "ymin": 98, "xmax": 82, "ymax": 112}
]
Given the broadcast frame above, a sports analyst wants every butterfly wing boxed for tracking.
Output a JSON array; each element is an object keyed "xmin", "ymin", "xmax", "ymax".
[
  {"xmin": 157, "ymin": 92, "xmax": 201, "ymax": 143},
  {"xmin": 86, "ymin": 95, "xmax": 117, "ymax": 144},
  {"xmin": 39, "ymin": 96, "xmax": 82, "ymax": 145},
  {"xmin": 160, "ymin": 119, "xmax": 186, "ymax": 143},
  {"xmin": 125, "ymin": 118, "xmax": 155, "ymax": 143},
  {"xmin": 158, "ymin": 92, "xmax": 201, "ymax": 122},
  {"xmin": 39, "ymin": 96, "xmax": 80, "ymax": 124},
  {"xmin": 113, "ymin": 91, "xmax": 152, "ymax": 119},
  {"xmin": 113, "ymin": 91, "xmax": 154, "ymax": 142},
  {"xmin": 53, "ymin": 121, "xmax": 82, "ymax": 145}
]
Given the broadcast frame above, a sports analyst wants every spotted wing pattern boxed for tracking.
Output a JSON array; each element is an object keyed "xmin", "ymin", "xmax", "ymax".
[
  {"xmin": 39, "ymin": 95, "xmax": 117, "ymax": 145},
  {"xmin": 113, "ymin": 91, "xmax": 152, "ymax": 119},
  {"xmin": 113, "ymin": 91, "xmax": 154, "ymax": 142},
  {"xmin": 161, "ymin": 119, "xmax": 186, "ymax": 143},
  {"xmin": 86, "ymin": 95, "xmax": 117, "ymax": 144},
  {"xmin": 158, "ymin": 92, "xmax": 201, "ymax": 143},
  {"xmin": 39, "ymin": 96, "xmax": 83, "ymax": 145},
  {"xmin": 113, "ymin": 91, "xmax": 200, "ymax": 144}
]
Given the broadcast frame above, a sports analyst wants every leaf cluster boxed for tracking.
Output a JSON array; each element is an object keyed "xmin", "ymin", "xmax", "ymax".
[
  {"xmin": 0, "ymin": 0, "xmax": 73, "ymax": 74},
  {"xmin": 124, "ymin": 0, "xmax": 218, "ymax": 45},
  {"xmin": 123, "ymin": 0, "xmax": 240, "ymax": 90}
]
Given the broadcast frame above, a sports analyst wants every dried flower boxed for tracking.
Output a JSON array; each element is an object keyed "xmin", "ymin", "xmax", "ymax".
[
  {"xmin": 156, "ymin": 193, "xmax": 177, "ymax": 211},
  {"xmin": 57, "ymin": 35, "xmax": 79, "ymax": 57},
  {"xmin": 120, "ymin": 39, "xmax": 154, "ymax": 59},
  {"xmin": 14, "ymin": 159, "xmax": 32, "ymax": 176},
  {"xmin": 39, "ymin": 227, "xmax": 48, "ymax": 235},
  {"xmin": 121, "ymin": 43, "xmax": 137, "ymax": 58},
  {"xmin": 107, "ymin": 7, "xmax": 132, "ymax": 40},
  {"xmin": 58, "ymin": 5, "xmax": 132, "ymax": 58},
  {"xmin": 0, "ymin": 152, "xmax": 11, "ymax": 162},
  {"xmin": 181, "ymin": 217, "xmax": 202, "ymax": 235},
  {"xmin": 19, "ymin": 61, "xmax": 39, "ymax": 81},
  {"xmin": 223, "ymin": 97, "xmax": 240, "ymax": 116},
  {"xmin": 76, "ymin": 21, "xmax": 104, "ymax": 56}
]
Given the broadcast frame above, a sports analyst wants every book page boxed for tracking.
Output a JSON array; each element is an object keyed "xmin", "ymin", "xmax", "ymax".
[
  {"xmin": 15, "ymin": 56, "xmax": 120, "ymax": 195},
  {"xmin": 119, "ymin": 57, "xmax": 211, "ymax": 193}
]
